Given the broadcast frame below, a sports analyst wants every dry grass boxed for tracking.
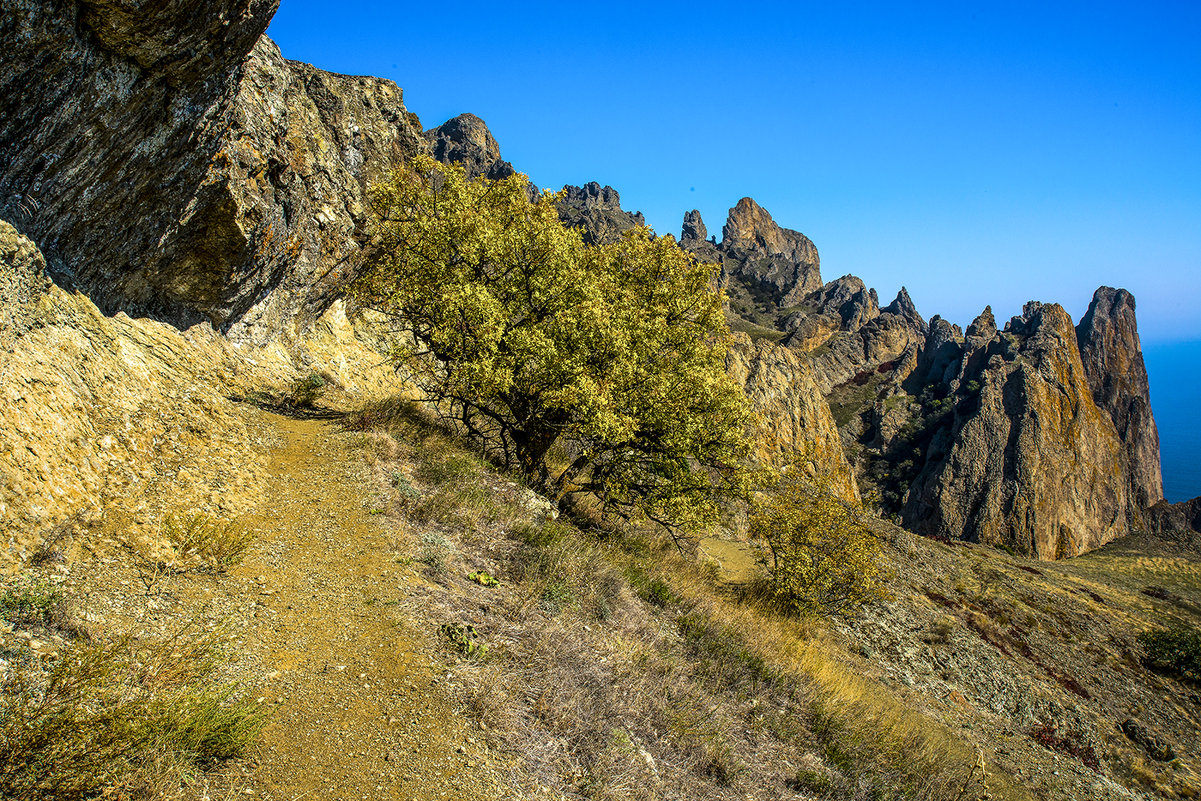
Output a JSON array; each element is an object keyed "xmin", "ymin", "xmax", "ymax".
[
  {"xmin": 0, "ymin": 624, "xmax": 262, "ymax": 800},
  {"xmin": 162, "ymin": 513, "xmax": 255, "ymax": 573},
  {"xmin": 349, "ymin": 400, "xmax": 1022, "ymax": 800}
]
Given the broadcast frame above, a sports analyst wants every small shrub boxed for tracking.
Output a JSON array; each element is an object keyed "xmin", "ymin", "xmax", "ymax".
[
  {"xmin": 0, "ymin": 627, "xmax": 263, "ymax": 800},
  {"xmin": 391, "ymin": 471, "xmax": 421, "ymax": 503},
  {"xmin": 749, "ymin": 474, "xmax": 888, "ymax": 616},
  {"xmin": 418, "ymin": 532, "xmax": 451, "ymax": 574},
  {"xmin": 789, "ymin": 767, "xmax": 833, "ymax": 795},
  {"xmin": 416, "ymin": 453, "xmax": 480, "ymax": 487},
  {"xmin": 440, "ymin": 622, "xmax": 488, "ymax": 659},
  {"xmin": 468, "ymin": 571, "xmax": 500, "ymax": 587},
  {"xmin": 286, "ymin": 371, "xmax": 326, "ymax": 408},
  {"xmin": 1139, "ymin": 625, "xmax": 1201, "ymax": 684},
  {"xmin": 0, "ymin": 576, "xmax": 77, "ymax": 636},
  {"xmin": 163, "ymin": 513, "xmax": 254, "ymax": 573}
]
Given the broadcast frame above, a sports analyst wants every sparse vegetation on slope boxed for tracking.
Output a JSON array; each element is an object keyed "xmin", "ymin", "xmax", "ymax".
[
  {"xmin": 0, "ymin": 624, "xmax": 261, "ymax": 801},
  {"xmin": 345, "ymin": 397, "xmax": 1021, "ymax": 801}
]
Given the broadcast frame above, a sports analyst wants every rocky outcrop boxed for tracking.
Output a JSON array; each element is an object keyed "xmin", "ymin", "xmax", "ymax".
[
  {"xmin": 0, "ymin": 1, "xmax": 426, "ymax": 339},
  {"xmin": 726, "ymin": 335, "xmax": 859, "ymax": 503},
  {"xmin": 965, "ymin": 306, "xmax": 997, "ymax": 340},
  {"xmin": 0, "ymin": 217, "xmax": 49, "ymax": 350},
  {"xmin": 716, "ymin": 198, "xmax": 822, "ymax": 307},
  {"xmin": 555, "ymin": 182, "xmax": 645, "ymax": 246},
  {"xmin": 904, "ymin": 302, "xmax": 1129, "ymax": 558},
  {"xmin": 1146, "ymin": 497, "xmax": 1201, "ymax": 541},
  {"xmin": 805, "ymin": 275, "xmax": 880, "ymax": 330},
  {"xmin": 424, "ymin": 113, "xmax": 516, "ymax": 181},
  {"xmin": 681, "ymin": 210, "xmax": 709, "ymax": 245},
  {"xmin": 1076, "ymin": 287, "xmax": 1163, "ymax": 513},
  {"xmin": 0, "ymin": 219, "xmax": 406, "ymax": 565}
]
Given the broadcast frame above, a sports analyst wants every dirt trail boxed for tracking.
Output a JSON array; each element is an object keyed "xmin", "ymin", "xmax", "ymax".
[{"xmin": 230, "ymin": 412, "xmax": 513, "ymax": 801}]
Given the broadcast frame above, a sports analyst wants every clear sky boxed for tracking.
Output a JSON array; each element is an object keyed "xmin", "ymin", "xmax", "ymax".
[{"xmin": 267, "ymin": 0, "xmax": 1201, "ymax": 343}]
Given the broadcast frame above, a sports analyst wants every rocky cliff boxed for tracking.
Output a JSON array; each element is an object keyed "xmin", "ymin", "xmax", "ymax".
[
  {"xmin": 903, "ymin": 302, "xmax": 1130, "ymax": 558},
  {"xmin": 0, "ymin": 217, "xmax": 405, "ymax": 565},
  {"xmin": 1076, "ymin": 287, "xmax": 1164, "ymax": 514},
  {"xmin": 680, "ymin": 201, "xmax": 822, "ymax": 313},
  {"xmin": 726, "ymin": 335, "xmax": 859, "ymax": 503},
  {"xmin": 555, "ymin": 182, "xmax": 646, "ymax": 245},
  {"xmin": 0, "ymin": 0, "xmax": 1169, "ymax": 561},
  {"xmin": 0, "ymin": 1, "xmax": 426, "ymax": 340},
  {"xmin": 676, "ymin": 194, "xmax": 1164, "ymax": 558},
  {"xmin": 424, "ymin": 113, "xmax": 516, "ymax": 181}
]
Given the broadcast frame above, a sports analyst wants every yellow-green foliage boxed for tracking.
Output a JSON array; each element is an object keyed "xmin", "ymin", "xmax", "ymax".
[
  {"xmin": 353, "ymin": 155, "xmax": 755, "ymax": 533},
  {"xmin": 750, "ymin": 473, "xmax": 888, "ymax": 616},
  {"xmin": 0, "ymin": 627, "xmax": 262, "ymax": 800},
  {"xmin": 163, "ymin": 513, "xmax": 254, "ymax": 573}
]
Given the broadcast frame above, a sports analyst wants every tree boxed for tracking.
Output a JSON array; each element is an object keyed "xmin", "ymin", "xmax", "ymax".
[
  {"xmin": 749, "ymin": 470, "xmax": 887, "ymax": 616},
  {"xmin": 352, "ymin": 155, "xmax": 755, "ymax": 533}
]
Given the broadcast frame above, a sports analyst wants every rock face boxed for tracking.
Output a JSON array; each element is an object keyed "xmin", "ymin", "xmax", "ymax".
[
  {"xmin": 555, "ymin": 182, "xmax": 645, "ymax": 245},
  {"xmin": 0, "ymin": 218, "xmax": 263, "ymax": 562},
  {"xmin": 726, "ymin": 335, "xmax": 859, "ymax": 503},
  {"xmin": 903, "ymin": 302, "xmax": 1130, "ymax": 558},
  {"xmin": 0, "ymin": 218, "xmax": 406, "ymax": 565},
  {"xmin": 1076, "ymin": 287, "xmax": 1163, "ymax": 513},
  {"xmin": 0, "ymin": 217, "xmax": 50, "ymax": 350},
  {"xmin": 681, "ymin": 210, "xmax": 708, "ymax": 245},
  {"xmin": 716, "ymin": 198, "xmax": 822, "ymax": 307},
  {"xmin": 1146, "ymin": 497, "xmax": 1201, "ymax": 540},
  {"xmin": 0, "ymin": 1, "xmax": 426, "ymax": 339},
  {"xmin": 424, "ymin": 113, "xmax": 516, "ymax": 181}
]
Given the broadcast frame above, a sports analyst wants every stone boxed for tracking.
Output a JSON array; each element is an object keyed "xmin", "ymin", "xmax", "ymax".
[
  {"xmin": 904, "ymin": 302, "xmax": 1129, "ymax": 558},
  {"xmin": 555, "ymin": 182, "xmax": 645, "ymax": 246},
  {"xmin": 717, "ymin": 198, "xmax": 822, "ymax": 307},
  {"xmin": 680, "ymin": 210, "xmax": 707, "ymax": 244},
  {"xmin": 1120, "ymin": 719, "xmax": 1176, "ymax": 762},
  {"xmin": 882, "ymin": 287, "xmax": 923, "ymax": 325},
  {"xmin": 809, "ymin": 276, "xmax": 880, "ymax": 329},
  {"xmin": 1076, "ymin": 287, "xmax": 1163, "ymax": 513},
  {"xmin": 424, "ymin": 113, "xmax": 516, "ymax": 181},
  {"xmin": 0, "ymin": 219, "xmax": 50, "ymax": 350},
  {"xmin": 965, "ymin": 306, "xmax": 997, "ymax": 340},
  {"xmin": 726, "ymin": 334, "xmax": 859, "ymax": 502},
  {"xmin": 0, "ymin": 1, "xmax": 425, "ymax": 340}
]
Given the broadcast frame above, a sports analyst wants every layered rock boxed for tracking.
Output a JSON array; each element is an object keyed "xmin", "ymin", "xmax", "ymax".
[
  {"xmin": 903, "ymin": 302, "xmax": 1129, "ymax": 558},
  {"xmin": 1076, "ymin": 287, "xmax": 1163, "ymax": 513},
  {"xmin": 555, "ymin": 182, "xmax": 645, "ymax": 245},
  {"xmin": 0, "ymin": 218, "xmax": 406, "ymax": 565},
  {"xmin": 726, "ymin": 335, "xmax": 859, "ymax": 503},
  {"xmin": 0, "ymin": 1, "xmax": 426, "ymax": 339}
]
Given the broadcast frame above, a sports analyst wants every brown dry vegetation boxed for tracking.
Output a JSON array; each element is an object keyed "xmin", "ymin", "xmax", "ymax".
[{"xmin": 345, "ymin": 397, "xmax": 1026, "ymax": 801}]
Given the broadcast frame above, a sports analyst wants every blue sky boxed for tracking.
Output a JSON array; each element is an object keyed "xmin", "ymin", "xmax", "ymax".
[{"xmin": 267, "ymin": 1, "xmax": 1201, "ymax": 343}]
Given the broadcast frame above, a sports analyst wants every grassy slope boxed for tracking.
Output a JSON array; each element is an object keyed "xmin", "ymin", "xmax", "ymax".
[
  {"xmin": 349, "ymin": 397, "xmax": 1201, "ymax": 801},
  {"xmin": 347, "ymin": 399, "xmax": 1036, "ymax": 801}
]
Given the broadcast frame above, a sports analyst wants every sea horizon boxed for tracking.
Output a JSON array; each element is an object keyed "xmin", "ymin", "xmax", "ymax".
[{"xmin": 1144, "ymin": 339, "xmax": 1201, "ymax": 504}]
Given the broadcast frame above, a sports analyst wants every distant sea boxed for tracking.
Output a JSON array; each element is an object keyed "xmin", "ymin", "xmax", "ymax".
[{"xmin": 1144, "ymin": 340, "xmax": 1201, "ymax": 503}]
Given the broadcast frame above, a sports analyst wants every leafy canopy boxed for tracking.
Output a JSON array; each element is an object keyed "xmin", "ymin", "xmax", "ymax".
[{"xmin": 352, "ymin": 155, "xmax": 755, "ymax": 533}]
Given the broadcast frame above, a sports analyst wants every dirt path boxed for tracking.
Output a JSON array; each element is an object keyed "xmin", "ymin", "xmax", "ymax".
[{"xmin": 229, "ymin": 412, "xmax": 514, "ymax": 801}]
